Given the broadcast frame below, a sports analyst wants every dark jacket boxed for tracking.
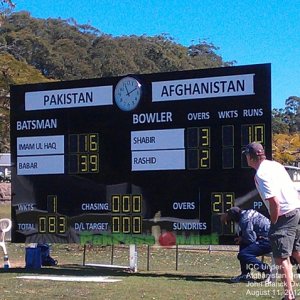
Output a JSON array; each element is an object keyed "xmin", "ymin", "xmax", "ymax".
[{"xmin": 239, "ymin": 209, "xmax": 270, "ymax": 245}]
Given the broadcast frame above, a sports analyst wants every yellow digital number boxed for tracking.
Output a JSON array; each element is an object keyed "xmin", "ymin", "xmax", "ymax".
[
  {"xmin": 242, "ymin": 124, "xmax": 265, "ymax": 145},
  {"xmin": 132, "ymin": 216, "xmax": 142, "ymax": 233},
  {"xmin": 58, "ymin": 216, "xmax": 66, "ymax": 233},
  {"xmin": 253, "ymin": 125, "xmax": 264, "ymax": 143},
  {"xmin": 122, "ymin": 217, "xmax": 131, "ymax": 233},
  {"xmin": 79, "ymin": 154, "xmax": 88, "ymax": 172},
  {"xmin": 224, "ymin": 193, "xmax": 234, "ymax": 211},
  {"xmin": 212, "ymin": 192, "xmax": 235, "ymax": 214},
  {"xmin": 89, "ymin": 134, "xmax": 98, "ymax": 151},
  {"xmin": 89, "ymin": 154, "xmax": 98, "ymax": 172},
  {"xmin": 132, "ymin": 195, "xmax": 142, "ymax": 213},
  {"xmin": 248, "ymin": 126, "xmax": 252, "ymax": 144},
  {"xmin": 199, "ymin": 149, "xmax": 210, "ymax": 168},
  {"xmin": 69, "ymin": 133, "xmax": 99, "ymax": 152},
  {"xmin": 122, "ymin": 196, "xmax": 130, "ymax": 213},
  {"xmin": 48, "ymin": 216, "xmax": 56, "ymax": 233},
  {"xmin": 112, "ymin": 217, "xmax": 120, "ymax": 233},
  {"xmin": 84, "ymin": 134, "xmax": 88, "ymax": 152},
  {"xmin": 78, "ymin": 154, "xmax": 98, "ymax": 173},
  {"xmin": 112, "ymin": 196, "xmax": 120, "ymax": 212},
  {"xmin": 200, "ymin": 128, "xmax": 210, "ymax": 146},
  {"xmin": 212, "ymin": 193, "xmax": 222, "ymax": 213},
  {"xmin": 111, "ymin": 195, "xmax": 142, "ymax": 234},
  {"xmin": 39, "ymin": 216, "xmax": 65, "ymax": 233},
  {"xmin": 68, "ymin": 133, "xmax": 99, "ymax": 174},
  {"xmin": 39, "ymin": 217, "xmax": 47, "ymax": 233}
]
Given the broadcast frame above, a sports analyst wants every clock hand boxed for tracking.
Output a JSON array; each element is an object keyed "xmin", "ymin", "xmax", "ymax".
[
  {"xmin": 124, "ymin": 85, "xmax": 130, "ymax": 96},
  {"xmin": 127, "ymin": 87, "xmax": 137, "ymax": 95}
]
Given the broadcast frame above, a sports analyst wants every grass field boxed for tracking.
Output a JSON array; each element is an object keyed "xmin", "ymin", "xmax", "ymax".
[{"xmin": 0, "ymin": 202, "xmax": 295, "ymax": 300}]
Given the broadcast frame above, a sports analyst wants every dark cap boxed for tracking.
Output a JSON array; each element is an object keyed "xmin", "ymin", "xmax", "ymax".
[
  {"xmin": 242, "ymin": 142, "xmax": 265, "ymax": 156},
  {"xmin": 226, "ymin": 207, "xmax": 241, "ymax": 222}
]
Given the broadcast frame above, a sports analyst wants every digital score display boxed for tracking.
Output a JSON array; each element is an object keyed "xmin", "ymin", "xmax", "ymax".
[
  {"xmin": 10, "ymin": 64, "xmax": 271, "ymax": 245},
  {"xmin": 38, "ymin": 195, "xmax": 67, "ymax": 234},
  {"xmin": 111, "ymin": 195, "xmax": 142, "ymax": 234},
  {"xmin": 68, "ymin": 133, "xmax": 99, "ymax": 173}
]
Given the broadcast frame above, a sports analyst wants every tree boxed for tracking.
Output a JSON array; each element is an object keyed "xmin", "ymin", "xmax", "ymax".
[
  {"xmin": 272, "ymin": 108, "xmax": 289, "ymax": 134},
  {"xmin": 0, "ymin": 0, "xmax": 14, "ymax": 11},
  {"xmin": 1, "ymin": 12, "xmax": 234, "ymax": 81},
  {"xmin": 2, "ymin": 11, "xmax": 298, "ymax": 156},
  {"xmin": 188, "ymin": 41, "xmax": 235, "ymax": 68},
  {"xmin": 0, "ymin": 12, "xmax": 235, "ymax": 153},
  {"xmin": 0, "ymin": 0, "xmax": 14, "ymax": 21},
  {"xmin": 272, "ymin": 97, "xmax": 300, "ymax": 165},
  {"xmin": 272, "ymin": 97, "xmax": 300, "ymax": 135},
  {"xmin": 285, "ymin": 96, "xmax": 300, "ymax": 133},
  {"xmin": 0, "ymin": 53, "xmax": 51, "ymax": 152},
  {"xmin": 273, "ymin": 133, "xmax": 300, "ymax": 165}
]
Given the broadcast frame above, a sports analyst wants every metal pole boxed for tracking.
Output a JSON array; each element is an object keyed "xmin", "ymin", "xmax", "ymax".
[
  {"xmin": 147, "ymin": 245, "xmax": 150, "ymax": 271},
  {"xmin": 175, "ymin": 244, "xmax": 178, "ymax": 271},
  {"xmin": 83, "ymin": 244, "xmax": 86, "ymax": 266},
  {"xmin": 111, "ymin": 244, "xmax": 114, "ymax": 265}
]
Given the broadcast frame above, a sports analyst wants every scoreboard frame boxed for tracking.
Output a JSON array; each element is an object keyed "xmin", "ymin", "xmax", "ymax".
[{"xmin": 10, "ymin": 63, "xmax": 271, "ymax": 245}]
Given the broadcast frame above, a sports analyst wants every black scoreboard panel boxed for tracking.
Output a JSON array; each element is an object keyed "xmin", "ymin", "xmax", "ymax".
[{"xmin": 10, "ymin": 64, "xmax": 271, "ymax": 245}]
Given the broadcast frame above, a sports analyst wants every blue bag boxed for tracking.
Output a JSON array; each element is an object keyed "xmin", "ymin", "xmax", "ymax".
[{"xmin": 25, "ymin": 247, "xmax": 41, "ymax": 269}]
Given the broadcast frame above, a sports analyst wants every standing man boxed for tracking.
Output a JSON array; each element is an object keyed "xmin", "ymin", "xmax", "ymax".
[
  {"xmin": 243, "ymin": 142, "xmax": 300, "ymax": 300},
  {"xmin": 221, "ymin": 207, "xmax": 271, "ymax": 282}
]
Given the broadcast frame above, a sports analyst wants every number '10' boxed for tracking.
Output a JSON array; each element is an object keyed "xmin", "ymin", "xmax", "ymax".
[{"xmin": 242, "ymin": 125, "xmax": 264, "ymax": 145}]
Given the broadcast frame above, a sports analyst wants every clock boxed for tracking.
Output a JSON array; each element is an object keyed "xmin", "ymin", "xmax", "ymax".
[{"xmin": 114, "ymin": 76, "xmax": 142, "ymax": 111}]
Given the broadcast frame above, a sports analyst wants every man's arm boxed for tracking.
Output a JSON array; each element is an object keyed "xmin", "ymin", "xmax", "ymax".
[{"xmin": 267, "ymin": 196, "xmax": 280, "ymax": 224}]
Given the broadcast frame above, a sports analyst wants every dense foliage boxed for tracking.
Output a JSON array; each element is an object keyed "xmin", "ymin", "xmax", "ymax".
[
  {"xmin": 0, "ymin": 11, "xmax": 232, "ymax": 153},
  {"xmin": 0, "ymin": 53, "xmax": 51, "ymax": 152},
  {"xmin": 0, "ymin": 12, "xmax": 232, "ymax": 80},
  {"xmin": 273, "ymin": 133, "xmax": 300, "ymax": 165},
  {"xmin": 272, "ymin": 97, "xmax": 300, "ymax": 164},
  {"xmin": 0, "ymin": 10, "xmax": 299, "ymax": 165},
  {"xmin": 272, "ymin": 96, "xmax": 300, "ymax": 134}
]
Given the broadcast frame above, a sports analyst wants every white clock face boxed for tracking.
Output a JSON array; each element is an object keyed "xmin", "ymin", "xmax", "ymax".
[{"xmin": 114, "ymin": 77, "xmax": 142, "ymax": 111}]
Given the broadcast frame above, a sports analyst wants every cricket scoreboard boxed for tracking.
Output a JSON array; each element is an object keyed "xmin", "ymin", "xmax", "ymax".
[{"xmin": 10, "ymin": 64, "xmax": 271, "ymax": 245}]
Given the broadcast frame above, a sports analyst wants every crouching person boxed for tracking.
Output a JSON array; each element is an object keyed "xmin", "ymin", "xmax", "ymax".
[{"xmin": 221, "ymin": 207, "xmax": 272, "ymax": 283}]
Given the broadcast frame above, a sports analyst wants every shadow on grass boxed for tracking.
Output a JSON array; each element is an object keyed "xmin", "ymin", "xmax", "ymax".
[
  {"xmin": 0, "ymin": 264, "xmax": 237, "ymax": 284},
  {"xmin": 138, "ymin": 273, "xmax": 233, "ymax": 284},
  {"xmin": 0, "ymin": 264, "xmax": 128, "ymax": 276}
]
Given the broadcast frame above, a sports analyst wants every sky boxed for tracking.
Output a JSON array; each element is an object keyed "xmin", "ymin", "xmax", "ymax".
[{"xmin": 13, "ymin": 0, "xmax": 300, "ymax": 109}]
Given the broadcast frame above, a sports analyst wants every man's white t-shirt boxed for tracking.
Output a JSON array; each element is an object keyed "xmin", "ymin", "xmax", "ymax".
[{"xmin": 255, "ymin": 159, "xmax": 300, "ymax": 216}]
